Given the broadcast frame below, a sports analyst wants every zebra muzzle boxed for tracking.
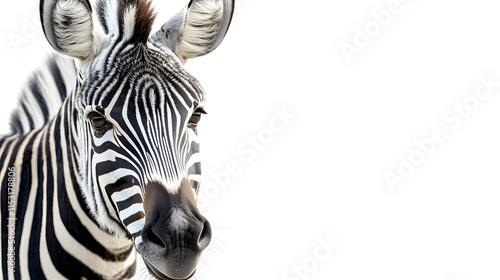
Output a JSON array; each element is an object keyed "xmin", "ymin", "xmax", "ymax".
[{"xmin": 141, "ymin": 180, "xmax": 211, "ymax": 279}]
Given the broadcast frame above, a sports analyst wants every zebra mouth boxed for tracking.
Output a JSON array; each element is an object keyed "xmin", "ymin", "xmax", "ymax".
[
  {"xmin": 144, "ymin": 260, "xmax": 196, "ymax": 280},
  {"xmin": 137, "ymin": 243, "xmax": 200, "ymax": 280}
]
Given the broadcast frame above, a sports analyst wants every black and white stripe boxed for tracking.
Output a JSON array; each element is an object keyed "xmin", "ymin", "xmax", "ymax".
[
  {"xmin": 8, "ymin": 55, "xmax": 76, "ymax": 135},
  {"xmin": 1, "ymin": 0, "xmax": 234, "ymax": 279}
]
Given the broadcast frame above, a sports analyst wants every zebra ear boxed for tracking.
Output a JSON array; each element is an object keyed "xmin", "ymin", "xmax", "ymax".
[
  {"xmin": 40, "ymin": 0, "xmax": 94, "ymax": 60},
  {"xmin": 151, "ymin": 0, "xmax": 235, "ymax": 62}
]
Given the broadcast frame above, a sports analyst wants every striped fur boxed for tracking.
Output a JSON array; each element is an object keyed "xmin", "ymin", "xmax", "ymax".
[
  {"xmin": 1, "ymin": 0, "xmax": 234, "ymax": 279},
  {"xmin": 8, "ymin": 55, "xmax": 76, "ymax": 135}
]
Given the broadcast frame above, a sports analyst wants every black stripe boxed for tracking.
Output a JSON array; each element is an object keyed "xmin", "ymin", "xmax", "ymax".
[
  {"xmin": 8, "ymin": 112, "xmax": 23, "ymax": 135},
  {"xmin": 96, "ymin": 0, "xmax": 109, "ymax": 35},
  {"xmin": 19, "ymin": 102, "xmax": 35, "ymax": 131},
  {"xmin": 116, "ymin": 193, "xmax": 143, "ymax": 213},
  {"xmin": 27, "ymin": 152, "xmax": 45, "ymax": 278},
  {"xmin": 27, "ymin": 78, "xmax": 50, "ymax": 124},
  {"xmin": 123, "ymin": 212, "xmax": 144, "ymax": 227},
  {"xmin": 11, "ymin": 135, "xmax": 35, "ymax": 279}
]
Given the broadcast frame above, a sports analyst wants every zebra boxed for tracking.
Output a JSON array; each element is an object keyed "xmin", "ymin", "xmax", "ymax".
[{"xmin": 0, "ymin": 0, "xmax": 234, "ymax": 279}]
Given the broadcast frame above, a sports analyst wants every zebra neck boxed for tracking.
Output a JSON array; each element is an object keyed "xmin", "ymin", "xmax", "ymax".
[{"xmin": 1, "ymin": 97, "xmax": 137, "ymax": 279}]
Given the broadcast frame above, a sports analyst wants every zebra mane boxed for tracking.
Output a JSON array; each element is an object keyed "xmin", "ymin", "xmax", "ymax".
[
  {"xmin": 9, "ymin": 54, "xmax": 77, "ymax": 135},
  {"xmin": 96, "ymin": 0, "xmax": 156, "ymax": 43}
]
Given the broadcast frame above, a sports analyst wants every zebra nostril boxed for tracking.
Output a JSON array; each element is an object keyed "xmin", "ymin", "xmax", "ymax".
[
  {"xmin": 145, "ymin": 226, "xmax": 168, "ymax": 250},
  {"xmin": 196, "ymin": 220, "xmax": 212, "ymax": 251},
  {"xmin": 144, "ymin": 219, "xmax": 211, "ymax": 253}
]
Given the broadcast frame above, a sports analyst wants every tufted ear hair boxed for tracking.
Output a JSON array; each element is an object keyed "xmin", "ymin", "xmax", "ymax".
[
  {"xmin": 40, "ymin": 0, "xmax": 95, "ymax": 60},
  {"xmin": 151, "ymin": 0, "xmax": 235, "ymax": 62}
]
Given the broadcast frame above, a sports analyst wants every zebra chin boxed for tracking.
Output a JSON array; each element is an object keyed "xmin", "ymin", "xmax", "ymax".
[
  {"xmin": 136, "ymin": 180, "xmax": 211, "ymax": 280},
  {"xmin": 138, "ymin": 248, "xmax": 199, "ymax": 280}
]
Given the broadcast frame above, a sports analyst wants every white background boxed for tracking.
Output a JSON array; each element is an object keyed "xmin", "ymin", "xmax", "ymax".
[{"xmin": 2, "ymin": 0, "xmax": 500, "ymax": 279}]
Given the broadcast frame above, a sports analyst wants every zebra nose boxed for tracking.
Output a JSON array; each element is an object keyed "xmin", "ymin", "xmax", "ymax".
[
  {"xmin": 142, "ymin": 181, "xmax": 212, "ymax": 253},
  {"xmin": 141, "ymin": 181, "xmax": 211, "ymax": 279},
  {"xmin": 144, "ymin": 210, "xmax": 212, "ymax": 253}
]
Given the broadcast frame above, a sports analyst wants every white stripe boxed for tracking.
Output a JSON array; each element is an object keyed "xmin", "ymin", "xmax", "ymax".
[
  {"xmin": 188, "ymin": 174, "xmax": 202, "ymax": 182},
  {"xmin": 123, "ymin": 6, "xmax": 137, "ymax": 41},
  {"xmin": 98, "ymin": 168, "xmax": 140, "ymax": 189},
  {"xmin": 40, "ymin": 123, "xmax": 66, "ymax": 279},
  {"xmin": 134, "ymin": 236, "xmax": 143, "ymax": 247},
  {"xmin": 127, "ymin": 218, "xmax": 145, "ymax": 236},
  {"xmin": 186, "ymin": 152, "xmax": 201, "ymax": 168},
  {"xmin": 111, "ymin": 185, "xmax": 143, "ymax": 203},
  {"xmin": 119, "ymin": 203, "xmax": 145, "ymax": 222},
  {"xmin": 19, "ymin": 131, "xmax": 44, "ymax": 280}
]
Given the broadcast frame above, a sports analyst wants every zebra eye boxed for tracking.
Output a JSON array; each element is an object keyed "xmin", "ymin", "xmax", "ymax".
[
  {"xmin": 188, "ymin": 108, "xmax": 207, "ymax": 128},
  {"xmin": 87, "ymin": 112, "xmax": 110, "ymax": 132}
]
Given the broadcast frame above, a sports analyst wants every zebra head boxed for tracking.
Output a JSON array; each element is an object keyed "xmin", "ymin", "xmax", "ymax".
[{"xmin": 40, "ymin": 0, "xmax": 234, "ymax": 279}]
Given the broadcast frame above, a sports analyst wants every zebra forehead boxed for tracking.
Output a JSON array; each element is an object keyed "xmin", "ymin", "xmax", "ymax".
[
  {"xmin": 79, "ymin": 49, "xmax": 204, "ymax": 108},
  {"xmin": 95, "ymin": 0, "xmax": 156, "ymax": 43}
]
